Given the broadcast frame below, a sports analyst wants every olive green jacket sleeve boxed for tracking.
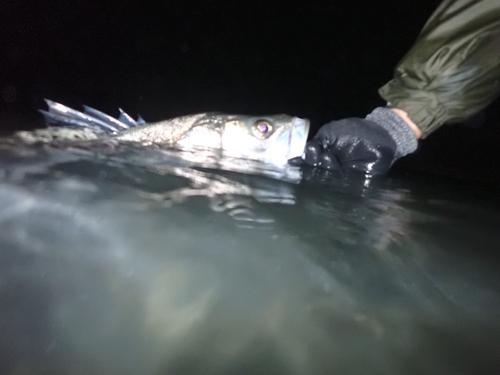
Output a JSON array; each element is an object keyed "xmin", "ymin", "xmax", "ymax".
[{"xmin": 379, "ymin": 0, "xmax": 500, "ymax": 137}]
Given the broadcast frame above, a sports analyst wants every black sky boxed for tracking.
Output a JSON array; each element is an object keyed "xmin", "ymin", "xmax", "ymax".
[{"xmin": 1, "ymin": 0, "xmax": 499, "ymax": 185}]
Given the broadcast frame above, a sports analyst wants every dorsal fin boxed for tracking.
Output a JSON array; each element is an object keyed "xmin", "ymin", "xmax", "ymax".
[{"xmin": 39, "ymin": 100, "xmax": 145, "ymax": 134}]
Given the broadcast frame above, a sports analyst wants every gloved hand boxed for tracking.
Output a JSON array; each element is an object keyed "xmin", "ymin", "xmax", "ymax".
[{"xmin": 303, "ymin": 107, "xmax": 419, "ymax": 175}]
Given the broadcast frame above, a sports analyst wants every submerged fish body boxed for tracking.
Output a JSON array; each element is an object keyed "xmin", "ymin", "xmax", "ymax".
[{"xmin": 38, "ymin": 100, "xmax": 309, "ymax": 167}]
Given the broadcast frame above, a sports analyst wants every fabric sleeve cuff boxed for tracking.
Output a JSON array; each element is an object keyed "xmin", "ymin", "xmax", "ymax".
[{"xmin": 365, "ymin": 107, "xmax": 418, "ymax": 159}]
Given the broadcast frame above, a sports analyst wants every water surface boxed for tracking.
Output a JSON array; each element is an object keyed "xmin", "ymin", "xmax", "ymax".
[{"xmin": 0, "ymin": 142, "xmax": 499, "ymax": 375}]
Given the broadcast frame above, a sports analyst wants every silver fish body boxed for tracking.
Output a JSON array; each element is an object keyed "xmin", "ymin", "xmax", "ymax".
[{"xmin": 39, "ymin": 100, "xmax": 310, "ymax": 167}]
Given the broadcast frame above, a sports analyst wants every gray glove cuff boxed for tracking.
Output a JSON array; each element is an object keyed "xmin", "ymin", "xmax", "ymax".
[{"xmin": 366, "ymin": 107, "xmax": 418, "ymax": 159}]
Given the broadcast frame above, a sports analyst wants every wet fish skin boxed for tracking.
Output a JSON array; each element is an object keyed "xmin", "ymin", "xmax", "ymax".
[
  {"xmin": 38, "ymin": 100, "xmax": 310, "ymax": 167},
  {"xmin": 116, "ymin": 113, "xmax": 218, "ymax": 145}
]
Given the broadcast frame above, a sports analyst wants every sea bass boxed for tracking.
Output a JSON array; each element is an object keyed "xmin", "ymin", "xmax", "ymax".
[{"xmin": 37, "ymin": 100, "xmax": 310, "ymax": 167}]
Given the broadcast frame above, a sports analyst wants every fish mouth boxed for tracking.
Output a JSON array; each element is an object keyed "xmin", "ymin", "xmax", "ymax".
[{"xmin": 287, "ymin": 117, "xmax": 310, "ymax": 160}]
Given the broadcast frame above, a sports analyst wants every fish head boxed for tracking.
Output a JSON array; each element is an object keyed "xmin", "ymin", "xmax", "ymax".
[{"xmin": 219, "ymin": 114, "xmax": 310, "ymax": 166}]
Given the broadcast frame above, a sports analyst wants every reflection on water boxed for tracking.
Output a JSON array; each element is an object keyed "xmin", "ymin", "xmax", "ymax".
[{"xmin": 0, "ymin": 141, "xmax": 499, "ymax": 374}]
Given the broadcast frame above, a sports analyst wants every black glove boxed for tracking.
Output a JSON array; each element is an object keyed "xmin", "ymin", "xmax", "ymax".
[{"xmin": 303, "ymin": 107, "xmax": 419, "ymax": 175}]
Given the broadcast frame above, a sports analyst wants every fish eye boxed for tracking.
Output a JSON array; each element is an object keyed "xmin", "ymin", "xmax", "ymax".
[{"xmin": 253, "ymin": 120, "xmax": 273, "ymax": 139}]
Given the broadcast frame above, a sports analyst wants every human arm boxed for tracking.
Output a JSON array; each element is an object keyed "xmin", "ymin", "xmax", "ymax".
[
  {"xmin": 380, "ymin": 0, "xmax": 500, "ymax": 137},
  {"xmin": 304, "ymin": 0, "xmax": 500, "ymax": 174}
]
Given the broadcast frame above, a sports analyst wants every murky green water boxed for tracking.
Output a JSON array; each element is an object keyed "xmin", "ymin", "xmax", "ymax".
[{"xmin": 1, "ymin": 143, "xmax": 499, "ymax": 374}]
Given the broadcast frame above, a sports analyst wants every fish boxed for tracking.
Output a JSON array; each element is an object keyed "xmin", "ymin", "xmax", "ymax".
[{"xmin": 37, "ymin": 100, "xmax": 310, "ymax": 168}]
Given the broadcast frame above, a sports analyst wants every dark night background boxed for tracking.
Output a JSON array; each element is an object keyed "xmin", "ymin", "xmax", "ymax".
[{"xmin": 1, "ymin": 0, "xmax": 499, "ymax": 186}]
